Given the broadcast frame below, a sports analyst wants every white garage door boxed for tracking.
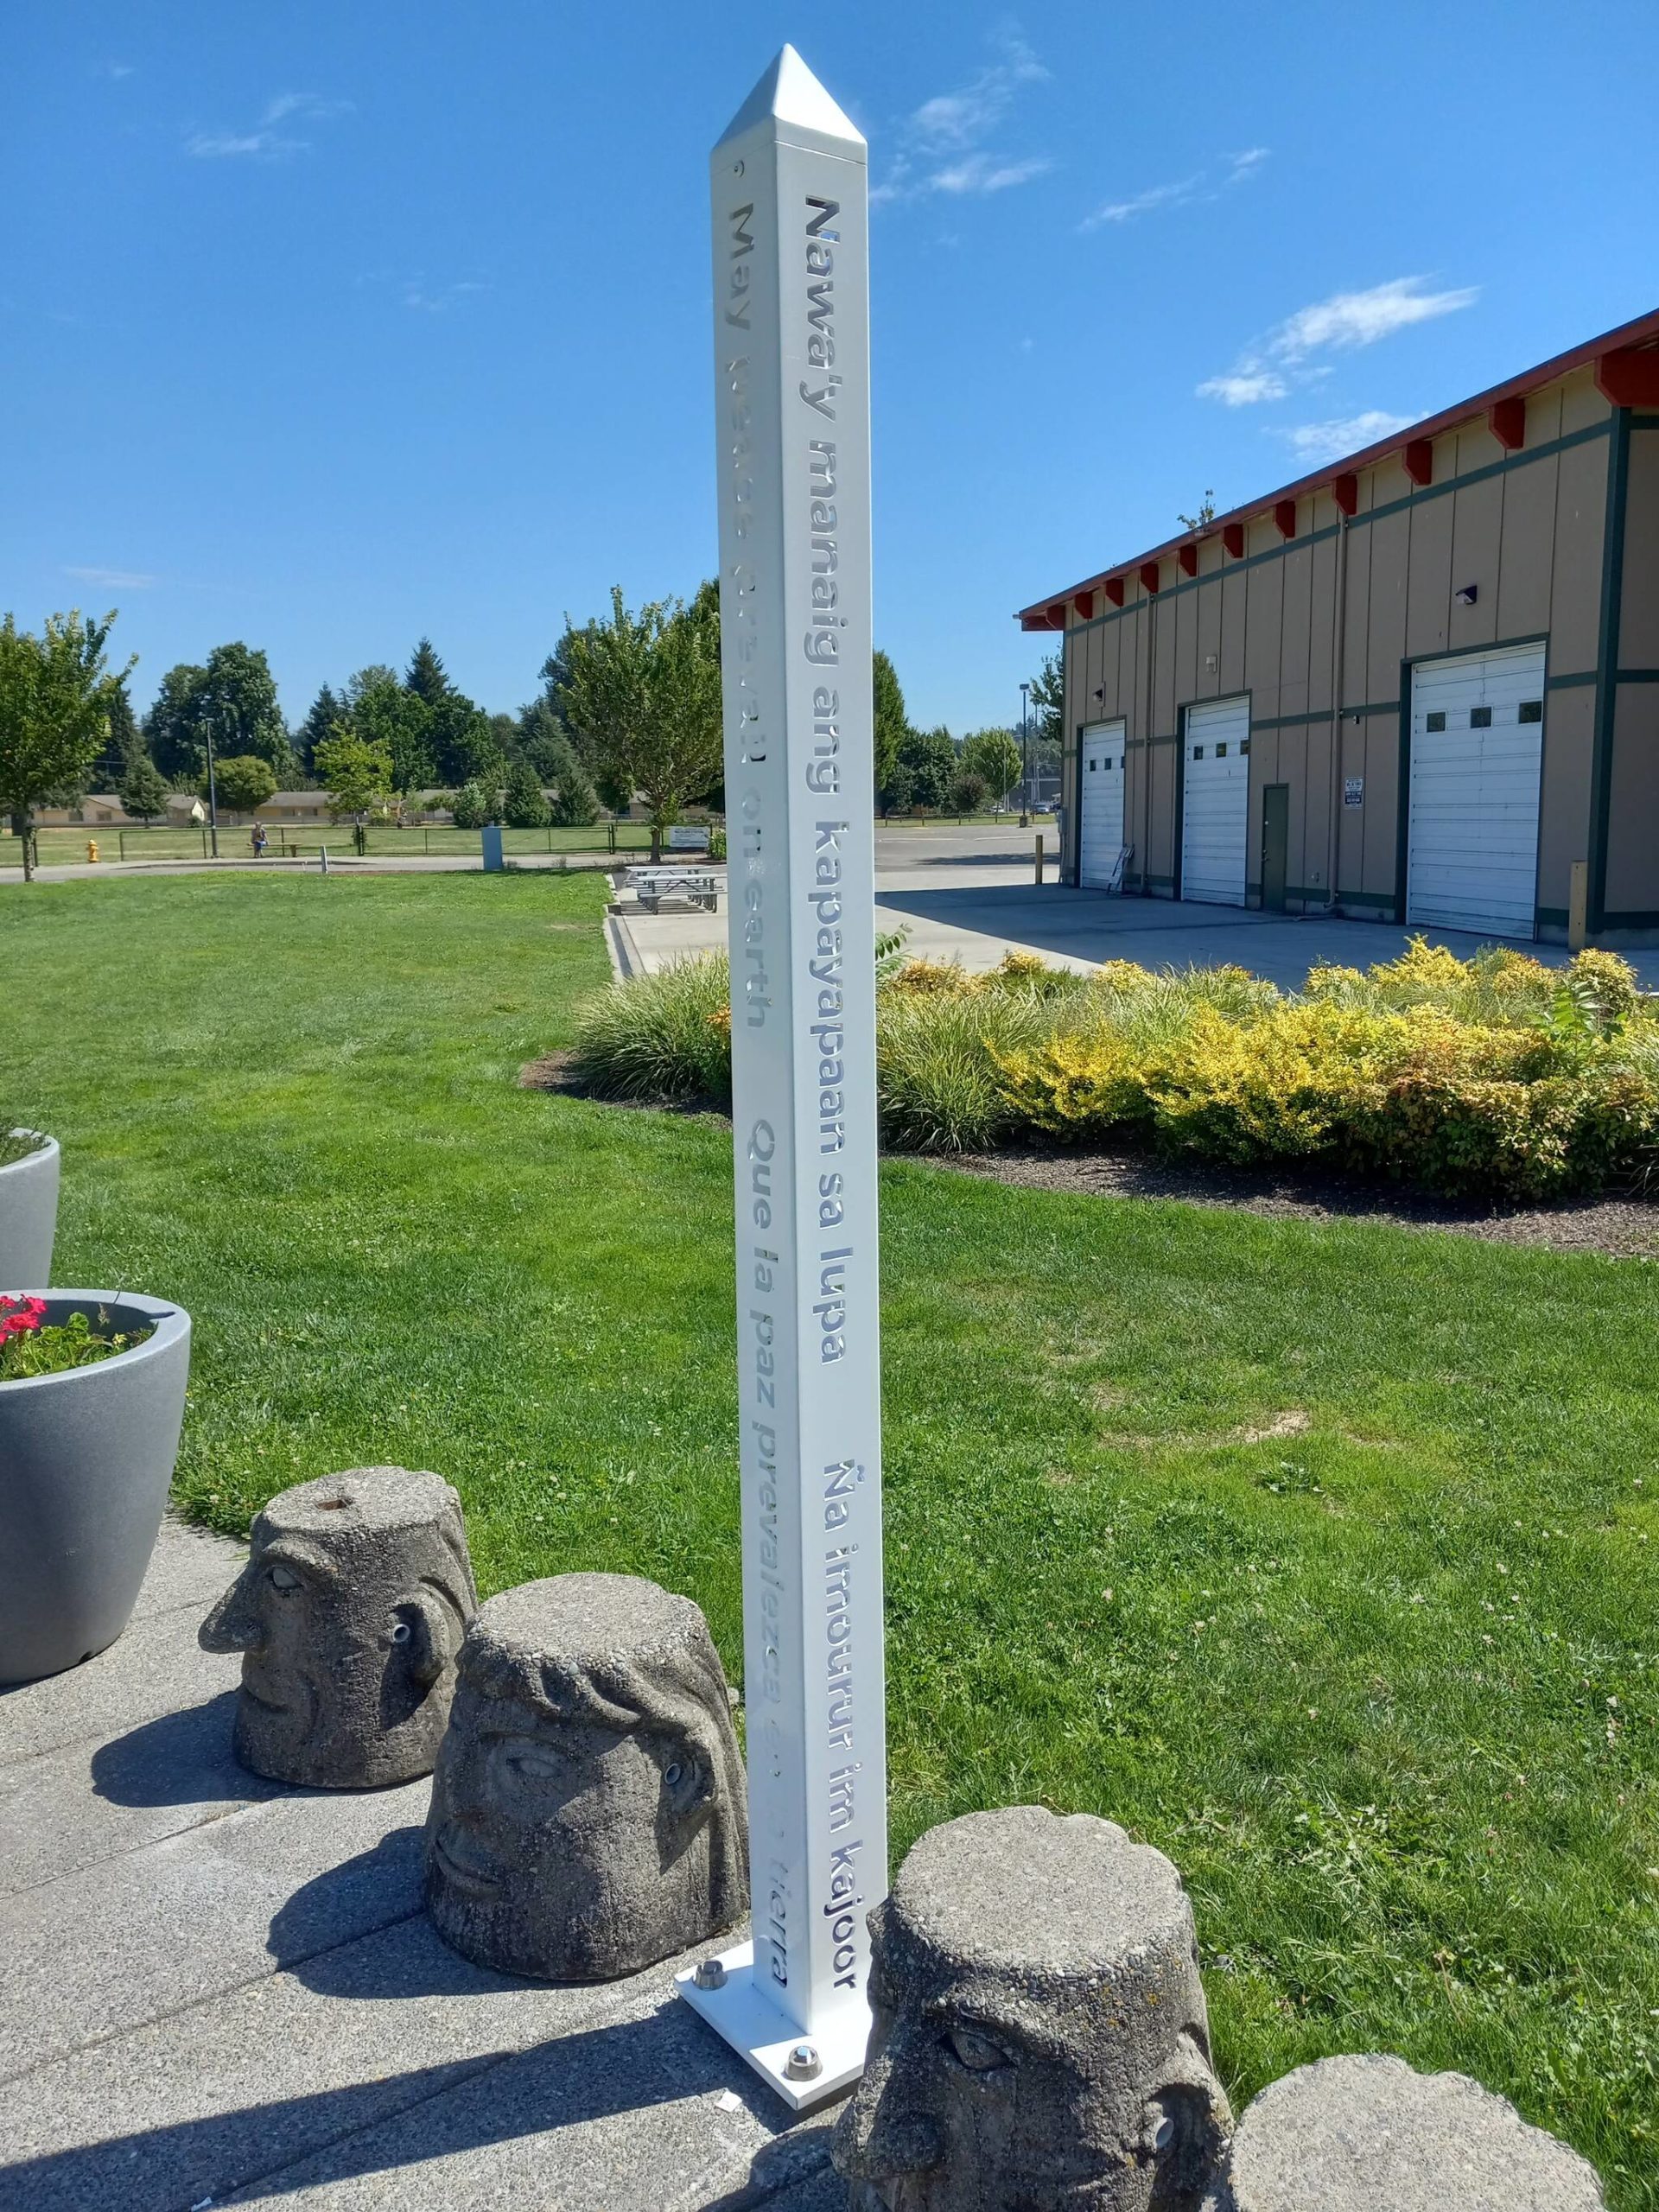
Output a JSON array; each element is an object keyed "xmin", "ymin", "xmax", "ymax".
[
  {"xmin": 1408, "ymin": 644, "xmax": 1545, "ymax": 939},
  {"xmin": 1078, "ymin": 719, "xmax": 1127, "ymax": 888},
  {"xmin": 1181, "ymin": 696, "xmax": 1250, "ymax": 906}
]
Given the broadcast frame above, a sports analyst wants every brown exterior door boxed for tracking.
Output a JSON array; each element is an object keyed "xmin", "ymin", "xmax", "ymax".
[{"xmin": 1261, "ymin": 784, "xmax": 1289, "ymax": 912}]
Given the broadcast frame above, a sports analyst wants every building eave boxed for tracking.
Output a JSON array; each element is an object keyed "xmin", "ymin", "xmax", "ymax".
[{"xmin": 1016, "ymin": 302, "xmax": 1659, "ymax": 629}]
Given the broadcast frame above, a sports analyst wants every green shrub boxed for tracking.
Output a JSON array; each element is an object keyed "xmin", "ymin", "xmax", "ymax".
[
  {"xmin": 451, "ymin": 780, "xmax": 498, "ymax": 830},
  {"xmin": 566, "ymin": 942, "xmax": 1659, "ymax": 1198},
  {"xmin": 570, "ymin": 957, "xmax": 734, "ymax": 1105}
]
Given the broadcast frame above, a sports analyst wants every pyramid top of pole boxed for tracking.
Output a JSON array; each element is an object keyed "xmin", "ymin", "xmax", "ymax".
[{"xmin": 714, "ymin": 44, "xmax": 866, "ymax": 163}]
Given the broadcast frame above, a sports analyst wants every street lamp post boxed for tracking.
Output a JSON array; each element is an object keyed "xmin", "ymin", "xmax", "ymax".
[
  {"xmin": 1019, "ymin": 680, "xmax": 1031, "ymax": 829},
  {"xmin": 204, "ymin": 710, "xmax": 220, "ymax": 860}
]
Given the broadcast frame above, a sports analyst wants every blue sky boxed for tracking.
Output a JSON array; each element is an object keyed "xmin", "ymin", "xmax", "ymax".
[{"xmin": 7, "ymin": 3, "xmax": 1658, "ymax": 735}]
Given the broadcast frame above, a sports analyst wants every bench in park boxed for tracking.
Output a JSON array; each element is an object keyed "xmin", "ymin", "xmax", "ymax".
[{"xmin": 623, "ymin": 864, "xmax": 721, "ymax": 913}]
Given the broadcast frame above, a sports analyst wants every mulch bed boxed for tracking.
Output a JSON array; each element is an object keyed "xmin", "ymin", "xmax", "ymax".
[
  {"xmin": 522, "ymin": 1058, "xmax": 1658, "ymax": 1259},
  {"xmin": 943, "ymin": 1144, "xmax": 1659, "ymax": 1259}
]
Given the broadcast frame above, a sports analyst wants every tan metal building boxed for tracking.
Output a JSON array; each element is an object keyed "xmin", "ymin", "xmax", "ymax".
[{"xmin": 1018, "ymin": 307, "xmax": 1659, "ymax": 944}]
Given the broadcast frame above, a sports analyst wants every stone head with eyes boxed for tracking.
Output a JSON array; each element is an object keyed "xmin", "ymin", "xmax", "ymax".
[
  {"xmin": 423, "ymin": 1573, "xmax": 748, "ymax": 1981},
  {"xmin": 200, "ymin": 1467, "xmax": 477, "ymax": 1789},
  {"xmin": 833, "ymin": 1806, "xmax": 1231, "ymax": 2212}
]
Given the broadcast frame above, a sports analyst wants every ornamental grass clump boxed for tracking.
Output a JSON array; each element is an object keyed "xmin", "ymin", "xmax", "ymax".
[{"xmin": 569, "ymin": 954, "xmax": 734, "ymax": 1107}]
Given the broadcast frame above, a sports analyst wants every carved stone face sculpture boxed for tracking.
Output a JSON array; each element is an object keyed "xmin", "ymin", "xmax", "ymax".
[
  {"xmin": 424, "ymin": 1573, "xmax": 748, "ymax": 1981},
  {"xmin": 200, "ymin": 1466, "xmax": 476, "ymax": 1789},
  {"xmin": 833, "ymin": 1806, "xmax": 1231, "ymax": 2212},
  {"xmin": 1202, "ymin": 2053, "xmax": 1605, "ymax": 2212}
]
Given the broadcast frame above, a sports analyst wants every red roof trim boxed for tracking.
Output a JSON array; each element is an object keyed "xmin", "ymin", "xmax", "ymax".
[
  {"xmin": 1223, "ymin": 522, "xmax": 1244, "ymax": 558},
  {"xmin": 1104, "ymin": 576, "xmax": 1125, "ymax": 607},
  {"xmin": 1403, "ymin": 438, "xmax": 1433, "ymax": 487},
  {"xmin": 1178, "ymin": 543, "xmax": 1198, "ymax": 577},
  {"xmin": 1016, "ymin": 302, "xmax": 1659, "ymax": 622}
]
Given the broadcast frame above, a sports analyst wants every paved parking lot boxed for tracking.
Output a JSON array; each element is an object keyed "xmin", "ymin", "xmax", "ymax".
[{"xmin": 615, "ymin": 827, "xmax": 1659, "ymax": 990}]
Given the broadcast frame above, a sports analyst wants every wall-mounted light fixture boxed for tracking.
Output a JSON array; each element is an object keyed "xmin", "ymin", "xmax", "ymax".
[{"xmin": 1454, "ymin": 583, "xmax": 1478, "ymax": 607}]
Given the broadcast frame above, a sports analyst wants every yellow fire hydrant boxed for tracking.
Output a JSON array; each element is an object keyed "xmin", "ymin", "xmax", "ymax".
[{"xmin": 86, "ymin": 840, "xmax": 100, "ymax": 863}]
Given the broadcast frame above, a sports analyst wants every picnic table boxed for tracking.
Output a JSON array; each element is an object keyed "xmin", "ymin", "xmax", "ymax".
[{"xmin": 623, "ymin": 864, "xmax": 722, "ymax": 913}]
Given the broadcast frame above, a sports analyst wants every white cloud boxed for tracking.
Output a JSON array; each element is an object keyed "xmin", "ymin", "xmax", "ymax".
[
  {"xmin": 402, "ymin": 278, "xmax": 486, "ymax": 314},
  {"xmin": 1280, "ymin": 410, "xmax": 1416, "ymax": 463},
  {"xmin": 187, "ymin": 91, "xmax": 351, "ymax": 159},
  {"xmin": 1082, "ymin": 175, "xmax": 1205, "ymax": 228},
  {"xmin": 1197, "ymin": 275, "xmax": 1478, "ymax": 410},
  {"xmin": 64, "ymin": 565, "xmax": 156, "ymax": 590},
  {"xmin": 1273, "ymin": 277, "xmax": 1478, "ymax": 360},
  {"xmin": 873, "ymin": 34, "xmax": 1049, "ymax": 205},
  {"xmin": 262, "ymin": 92, "xmax": 353, "ymax": 124},
  {"xmin": 1080, "ymin": 145, "xmax": 1268, "ymax": 232},
  {"xmin": 908, "ymin": 35, "xmax": 1047, "ymax": 149},
  {"xmin": 1198, "ymin": 369, "xmax": 1289, "ymax": 406},
  {"xmin": 929, "ymin": 153, "xmax": 1051, "ymax": 195}
]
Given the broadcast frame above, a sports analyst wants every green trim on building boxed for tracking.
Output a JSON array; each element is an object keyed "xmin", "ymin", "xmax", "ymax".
[
  {"xmin": 1536, "ymin": 906, "xmax": 1569, "ymax": 928},
  {"xmin": 1333, "ymin": 889, "xmax": 1398, "ymax": 910},
  {"xmin": 1588, "ymin": 408, "xmax": 1631, "ymax": 935},
  {"xmin": 1616, "ymin": 668, "xmax": 1659, "ymax": 683},
  {"xmin": 1250, "ymin": 701, "xmax": 1399, "ymax": 732}
]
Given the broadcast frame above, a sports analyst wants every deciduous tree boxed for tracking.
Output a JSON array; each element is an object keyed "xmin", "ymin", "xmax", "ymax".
[
  {"xmin": 556, "ymin": 587, "xmax": 721, "ymax": 860},
  {"xmin": 872, "ymin": 649, "xmax": 908, "ymax": 800},
  {"xmin": 0, "ymin": 609, "xmax": 135, "ymax": 881},
  {"xmin": 962, "ymin": 727, "xmax": 1023, "ymax": 806},
  {"xmin": 207, "ymin": 754, "xmax": 277, "ymax": 811},
  {"xmin": 348, "ymin": 667, "xmax": 435, "ymax": 793},
  {"xmin": 314, "ymin": 725, "xmax": 392, "ymax": 820}
]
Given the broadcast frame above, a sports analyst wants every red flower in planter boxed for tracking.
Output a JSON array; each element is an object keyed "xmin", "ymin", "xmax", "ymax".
[{"xmin": 0, "ymin": 1295, "xmax": 47, "ymax": 1338}]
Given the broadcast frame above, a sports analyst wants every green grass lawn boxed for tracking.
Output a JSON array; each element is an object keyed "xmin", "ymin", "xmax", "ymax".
[{"xmin": 3, "ymin": 871, "xmax": 1656, "ymax": 2202}]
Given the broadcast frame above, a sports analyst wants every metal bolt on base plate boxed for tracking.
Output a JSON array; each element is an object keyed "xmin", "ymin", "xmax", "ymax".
[
  {"xmin": 785, "ymin": 2042, "xmax": 822, "ymax": 2082},
  {"xmin": 694, "ymin": 1959, "xmax": 728, "ymax": 1991}
]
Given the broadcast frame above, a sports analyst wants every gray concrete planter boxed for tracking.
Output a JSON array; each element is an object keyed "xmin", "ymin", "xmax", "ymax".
[
  {"xmin": 0, "ymin": 1134, "xmax": 59, "ymax": 1290},
  {"xmin": 0, "ymin": 1291, "xmax": 192, "ymax": 1684}
]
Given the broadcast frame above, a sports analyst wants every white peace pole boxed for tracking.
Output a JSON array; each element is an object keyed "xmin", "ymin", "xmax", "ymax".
[{"xmin": 675, "ymin": 48, "xmax": 887, "ymax": 2112}]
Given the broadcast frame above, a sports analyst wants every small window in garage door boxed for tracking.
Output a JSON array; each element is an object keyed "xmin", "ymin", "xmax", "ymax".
[
  {"xmin": 1408, "ymin": 643, "xmax": 1545, "ymax": 940},
  {"xmin": 1181, "ymin": 695, "xmax": 1250, "ymax": 906},
  {"xmin": 1078, "ymin": 719, "xmax": 1126, "ymax": 888}
]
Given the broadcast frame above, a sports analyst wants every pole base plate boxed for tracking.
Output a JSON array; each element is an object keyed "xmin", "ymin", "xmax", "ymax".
[{"xmin": 675, "ymin": 1938, "xmax": 870, "ymax": 2113}]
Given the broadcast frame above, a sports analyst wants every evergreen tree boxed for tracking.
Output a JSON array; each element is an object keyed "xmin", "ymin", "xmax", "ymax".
[
  {"xmin": 297, "ymin": 683, "xmax": 344, "ymax": 773},
  {"xmin": 549, "ymin": 752, "xmax": 600, "ymax": 828},
  {"xmin": 404, "ymin": 637, "xmax": 451, "ymax": 704},
  {"xmin": 449, "ymin": 778, "xmax": 498, "ymax": 829},
  {"xmin": 118, "ymin": 747, "xmax": 168, "ymax": 824},
  {"xmin": 502, "ymin": 757, "xmax": 550, "ymax": 829},
  {"xmin": 94, "ymin": 681, "xmax": 139, "ymax": 789}
]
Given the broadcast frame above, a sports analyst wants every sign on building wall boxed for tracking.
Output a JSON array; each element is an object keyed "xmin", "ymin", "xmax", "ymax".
[
  {"xmin": 677, "ymin": 46, "xmax": 887, "ymax": 2113},
  {"xmin": 1344, "ymin": 777, "xmax": 1365, "ymax": 808}
]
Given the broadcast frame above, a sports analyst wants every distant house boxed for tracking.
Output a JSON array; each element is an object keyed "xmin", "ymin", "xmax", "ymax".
[
  {"xmin": 33, "ymin": 793, "xmax": 130, "ymax": 826},
  {"xmin": 165, "ymin": 793, "xmax": 207, "ymax": 825},
  {"xmin": 261, "ymin": 791, "xmax": 332, "ymax": 823}
]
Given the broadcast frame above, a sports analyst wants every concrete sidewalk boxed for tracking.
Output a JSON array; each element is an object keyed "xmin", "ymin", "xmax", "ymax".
[
  {"xmin": 615, "ymin": 830, "xmax": 1659, "ymax": 991},
  {"xmin": 0, "ymin": 1522, "xmax": 842, "ymax": 2211}
]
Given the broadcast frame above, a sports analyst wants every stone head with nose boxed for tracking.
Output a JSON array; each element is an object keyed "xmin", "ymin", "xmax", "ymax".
[
  {"xmin": 200, "ymin": 1466, "xmax": 477, "ymax": 1789},
  {"xmin": 424, "ymin": 1573, "xmax": 749, "ymax": 1981},
  {"xmin": 832, "ymin": 1806, "xmax": 1231, "ymax": 2212}
]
